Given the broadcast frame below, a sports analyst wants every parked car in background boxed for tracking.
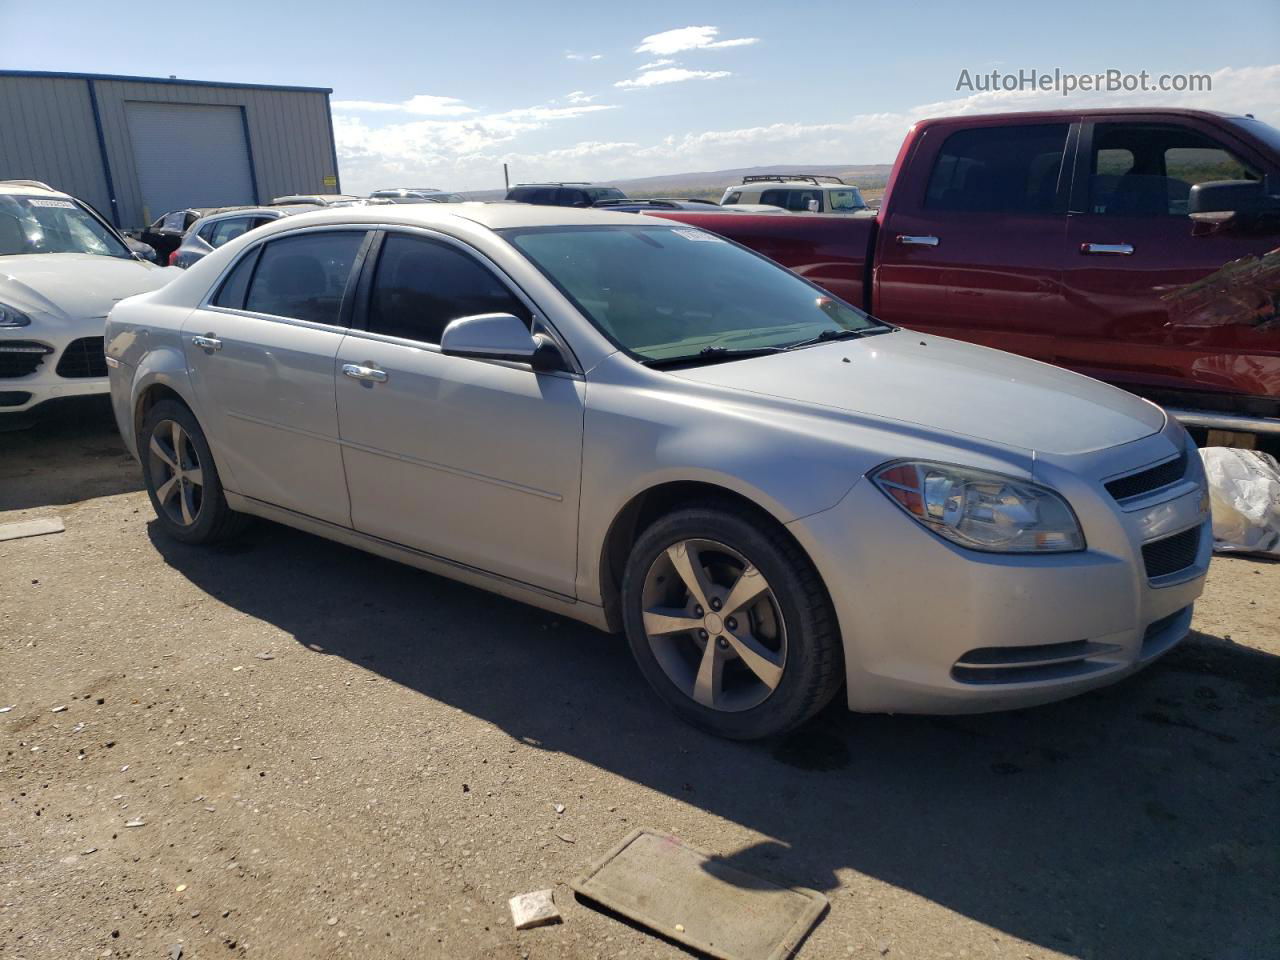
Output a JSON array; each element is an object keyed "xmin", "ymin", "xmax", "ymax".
[
  {"xmin": 662, "ymin": 109, "xmax": 1280, "ymax": 451},
  {"xmin": 593, "ymin": 198, "xmax": 721, "ymax": 213},
  {"xmin": 107, "ymin": 202, "xmax": 1208, "ymax": 739},
  {"xmin": 720, "ymin": 175, "xmax": 869, "ymax": 213},
  {"xmin": 1, "ymin": 180, "xmax": 173, "ymax": 423},
  {"xmin": 370, "ymin": 188, "xmax": 465, "ymax": 203},
  {"xmin": 130, "ymin": 208, "xmax": 205, "ymax": 265},
  {"xmin": 269, "ymin": 194, "xmax": 357, "ymax": 206},
  {"xmin": 506, "ymin": 182, "xmax": 626, "ymax": 207},
  {"xmin": 169, "ymin": 205, "xmax": 315, "ymax": 268}
]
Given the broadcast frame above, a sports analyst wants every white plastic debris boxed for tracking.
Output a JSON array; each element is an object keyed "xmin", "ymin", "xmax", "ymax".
[
  {"xmin": 509, "ymin": 889, "xmax": 560, "ymax": 930},
  {"xmin": 1201, "ymin": 447, "xmax": 1280, "ymax": 556}
]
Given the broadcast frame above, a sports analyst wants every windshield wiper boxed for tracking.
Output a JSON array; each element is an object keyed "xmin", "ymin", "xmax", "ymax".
[
  {"xmin": 642, "ymin": 345, "xmax": 786, "ymax": 370},
  {"xmin": 784, "ymin": 328, "xmax": 873, "ymax": 350}
]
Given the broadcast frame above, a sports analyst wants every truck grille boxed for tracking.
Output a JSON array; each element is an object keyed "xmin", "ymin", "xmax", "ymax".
[
  {"xmin": 1105, "ymin": 451, "xmax": 1188, "ymax": 501},
  {"xmin": 1142, "ymin": 527, "xmax": 1201, "ymax": 579},
  {"xmin": 0, "ymin": 341, "xmax": 53, "ymax": 378},
  {"xmin": 55, "ymin": 337, "xmax": 108, "ymax": 378}
]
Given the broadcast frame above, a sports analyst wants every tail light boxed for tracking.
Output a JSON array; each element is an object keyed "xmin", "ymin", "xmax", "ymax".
[{"xmin": 168, "ymin": 250, "xmax": 180, "ymax": 266}]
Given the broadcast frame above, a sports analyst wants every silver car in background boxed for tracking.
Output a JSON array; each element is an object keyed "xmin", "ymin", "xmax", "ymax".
[
  {"xmin": 169, "ymin": 205, "xmax": 316, "ymax": 268},
  {"xmin": 105, "ymin": 204, "xmax": 1210, "ymax": 739}
]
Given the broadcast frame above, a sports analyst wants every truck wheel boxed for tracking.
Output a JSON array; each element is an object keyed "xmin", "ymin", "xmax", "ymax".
[
  {"xmin": 140, "ymin": 399, "xmax": 248, "ymax": 544},
  {"xmin": 621, "ymin": 502, "xmax": 843, "ymax": 739}
]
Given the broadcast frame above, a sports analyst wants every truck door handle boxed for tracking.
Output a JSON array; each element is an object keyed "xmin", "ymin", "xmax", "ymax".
[
  {"xmin": 897, "ymin": 235, "xmax": 940, "ymax": 247},
  {"xmin": 1081, "ymin": 242, "xmax": 1134, "ymax": 255},
  {"xmin": 190, "ymin": 335, "xmax": 222, "ymax": 351},
  {"xmin": 342, "ymin": 363, "xmax": 388, "ymax": 383}
]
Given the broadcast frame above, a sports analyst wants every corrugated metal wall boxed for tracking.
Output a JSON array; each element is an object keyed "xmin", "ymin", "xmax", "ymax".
[
  {"xmin": 0, "ymin": 74, "xmax": 113, "ymax": 218},
  {"xmin": 0, "ymin": 72, "xmax": 338, "ymax": 229}
]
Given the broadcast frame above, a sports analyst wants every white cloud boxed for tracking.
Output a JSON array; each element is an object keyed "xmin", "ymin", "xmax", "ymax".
[
  {"xmin": 566, "ymin": 52, "xmax": 604, "ymax": 61},
  {"xmin": 332, "ymin": 94, "xmax": 475, "ymax": 116},
  {"xmin": 565, "ymin": 90, "xmax": 597, "ymax": 104},
  {"xmin": 615, "ymin": 67, "xmax": 731, "ymax": 89},
  {"xmin": 635, "ymin": 26, "xmax": 759, "ymax": 56},
  {"xmin": 334, "ymin": 64, "xmax": 1280, "ymax": 193},
  {"xmin": 638, "ymin": 58, "xmax": 676, "ymax": 70}
]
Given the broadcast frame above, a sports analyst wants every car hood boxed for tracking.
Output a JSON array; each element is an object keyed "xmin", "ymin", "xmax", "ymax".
[
  {"xmin": 671, "ymin": 330, "xmax": 1166, "ymax": 456},
  {"xmin": 0, "ymin": 254, "xmax": 174, "ymax": 323}
]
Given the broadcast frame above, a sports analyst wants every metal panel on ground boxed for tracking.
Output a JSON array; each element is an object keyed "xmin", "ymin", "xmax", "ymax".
[{"xmin": 125, "ymin": 101, "xmax": 255, "ymax": 221}]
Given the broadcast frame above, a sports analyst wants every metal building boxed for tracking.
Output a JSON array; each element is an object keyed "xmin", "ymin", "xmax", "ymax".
[{"xmin": 0, "ymin": 70, "xmax": 340, "ymax": 229}]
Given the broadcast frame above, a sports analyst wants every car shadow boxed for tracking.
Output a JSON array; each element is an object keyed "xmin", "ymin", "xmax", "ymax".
[
  {"xmin": 148, "ymin": 518, "xmax": 1280, "ymax": 960},
  {"xmin": 0, "ymin": 397, "xmax": 144, "ymax": 512}
]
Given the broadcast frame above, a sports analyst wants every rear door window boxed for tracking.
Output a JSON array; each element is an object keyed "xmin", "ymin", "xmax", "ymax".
[
  {"xmin": 364, "ymin": 234, "xmax": 530, "ymax": 345},
  {"xmin": 925, "ymin": 123, "xmax": 1069, "ymax": 214},
  {"xmin": 556, "ymin": 188, "xmax": 588, "ymax": 207},
  {"xmin": 243, "ymin": 231, "xmax": 366, "ymax": 326},
  {"xmin": 208, "ymin": 217, "xmax": 254, "ymax": 248}
]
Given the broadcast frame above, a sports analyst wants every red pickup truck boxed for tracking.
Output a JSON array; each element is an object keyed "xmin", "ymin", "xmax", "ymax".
[{"xmin": 658, "ymin": 108, "xmax": 1280, "ymax": 449}]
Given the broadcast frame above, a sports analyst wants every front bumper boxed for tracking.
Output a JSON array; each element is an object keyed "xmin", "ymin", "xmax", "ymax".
[
  {"xmin": 787, "ymin": 427, "xmax": 1210, "ymax": 715},
  {"xmin": 1, "ymin": 327, "xmax": 109, "ymax": 413}
]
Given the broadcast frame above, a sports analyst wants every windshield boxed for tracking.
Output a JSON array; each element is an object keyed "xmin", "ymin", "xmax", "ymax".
[
  {"xmin": 0, "ymin": 196, "xmax": 130, "ymax": 258},
  {"xmin": 585, "ymin": 187, "xmax": 626, "ymax": 202},
  {"xmin": 828, "ymin": 188, "xmax": 866, "ymax": 211},
  {"xmin": 1226, "ymin": 116, "xmax": 1280, "ymax": 157},
  {"xmin": 503, "ymin": 224, "xmax": 884, "ymax": 361}
]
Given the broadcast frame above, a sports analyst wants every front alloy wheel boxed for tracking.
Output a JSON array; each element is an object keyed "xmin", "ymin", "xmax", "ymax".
[
  {"xmin": 147, "ymin": 419, "xmax": 204, "ymax": 527},
  {"xmin": 641, "ymin": 539, "xmax": 787, "ymax": 712},
  {"xmin": 622, "ymin": 504, "xmax": 842, "ymax": 739}
]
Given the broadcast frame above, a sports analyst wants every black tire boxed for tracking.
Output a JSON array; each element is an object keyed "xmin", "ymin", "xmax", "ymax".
[
  {"xmin": 621, "ymin": 501, "xmax": 843, "ymax": 740},
  {"xmin": 140, "ymin": 398, "xmax": 249, "ymax": 545}
]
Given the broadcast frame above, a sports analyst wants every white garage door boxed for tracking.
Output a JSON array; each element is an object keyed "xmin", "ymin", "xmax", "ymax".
[{"xmin": 126, "ymin": 101, "xmax": 256, "ymax": 220}]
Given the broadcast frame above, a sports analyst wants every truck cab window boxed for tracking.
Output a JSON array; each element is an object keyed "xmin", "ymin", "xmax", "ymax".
[
  {"xmin": 925, "ymin": 123, "xmax": 1068, "ymax": 214},
  {"xmin": 1088, "ymin": 123, "xmax": 1262, "ymax": 217}
]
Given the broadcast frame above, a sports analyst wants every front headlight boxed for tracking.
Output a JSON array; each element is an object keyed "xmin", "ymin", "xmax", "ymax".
[
  {"xmin": 0, "ymin": 302, "xmax": 32, "ymax": 328},
  {"xmin": 872, "ymin": 461, "xmax": 1084, "ymax": 553}
]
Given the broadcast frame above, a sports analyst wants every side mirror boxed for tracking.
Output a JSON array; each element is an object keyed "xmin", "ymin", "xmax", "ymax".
[
  {"xmin": 126, "ymin": 237, "xmax": 159, "ymax": 263},
  {"xmin": 1188, "ymin": 178, "xmax": 1278, "ymax": 222},
  {"xmin": 806, "ymin": 199, "xmax": 820, "ymax": 212},
  {"xmin": 440, "ymin": 313, "xmax": 565, "ymax": 371}
]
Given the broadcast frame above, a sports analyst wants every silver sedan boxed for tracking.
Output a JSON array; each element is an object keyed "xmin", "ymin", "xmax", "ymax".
[{"xmin": 104, "ymin": 203, "xmax": 1210, "ymax": 739}]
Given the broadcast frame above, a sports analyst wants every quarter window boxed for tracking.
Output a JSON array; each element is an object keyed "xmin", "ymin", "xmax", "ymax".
[
  {"xmin": 211, "ymin": 248, "xmax": 259, "ymax": 309},
  {"xmin": 925, "ymin": 123, "xmax": 1069, "ymax": 214},
  {"xmin": 242, "ymin": 231, "xmax": 365, "ymax": 326},
  {"xmin": 365, "ymin": 234, "xmax": 529, "ymax": 345},
  {"xmin": 207, "ymin": 217, "xmax": 255, "ymax": 248}
]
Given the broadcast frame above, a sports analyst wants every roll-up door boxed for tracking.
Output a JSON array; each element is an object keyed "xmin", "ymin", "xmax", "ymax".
[{"xmin": 126, "ymin": 101, "xmax": 255, "ymax": 220}]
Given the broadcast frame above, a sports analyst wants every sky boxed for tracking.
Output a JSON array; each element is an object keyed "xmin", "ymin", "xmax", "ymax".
[{"xmin": 2, "ymin": 0, "xmax": 1278, "ymax": 194}]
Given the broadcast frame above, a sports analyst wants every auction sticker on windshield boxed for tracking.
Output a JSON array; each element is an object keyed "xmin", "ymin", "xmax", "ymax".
[
  {"xmin": 672, "ymin": 228, "xmax": 723, "ymax": 243},
  {"xmin": 28, "ymin": 199, "xmax": 77, "ymax": 209}
]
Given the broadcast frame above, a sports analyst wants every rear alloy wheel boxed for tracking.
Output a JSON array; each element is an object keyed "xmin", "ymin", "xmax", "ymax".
[
  {"xmin": 622, "ymin": 504, "xmax": 842, "ymax": 739},
  {"xmin": 147, "ymin": 418, "xmax": 204, "ymax": 528},
  {"xmin": 140, "ymin": 398, "xmax": 248, "ymax": 545}
]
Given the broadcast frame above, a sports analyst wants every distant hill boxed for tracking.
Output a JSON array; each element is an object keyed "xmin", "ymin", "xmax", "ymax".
[{"xmin": 460, "ymin": 163, "xmax": 893, "ymax": 202}]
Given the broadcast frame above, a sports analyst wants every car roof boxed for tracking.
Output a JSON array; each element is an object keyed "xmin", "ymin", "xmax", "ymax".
[
  {"xmin": 0, "ymin": 180, "xmax": 71, "ymax": 199},
  {"xmin": 254, "ymin": 201, "xmax": 668, "ymax": 233},
  {"xmin": 194, "ymin": 205, "xmax": 311, "ymax": 223}
]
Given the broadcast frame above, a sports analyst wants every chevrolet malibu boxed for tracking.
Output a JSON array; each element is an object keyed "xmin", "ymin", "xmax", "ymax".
[{"xmin": 105, "ymin": 204, "xmax": 1211, "ymax": 739}]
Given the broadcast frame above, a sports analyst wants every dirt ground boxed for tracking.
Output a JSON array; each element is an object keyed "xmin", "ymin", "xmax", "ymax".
[{"xmin": 2, "ymin": 402, "xmax": 1278, "ymax": 960}]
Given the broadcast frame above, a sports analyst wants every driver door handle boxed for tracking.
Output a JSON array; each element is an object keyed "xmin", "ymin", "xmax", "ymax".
[
  {"xmin": 190, "ymin": 335, "xmax": 222, "ymax": 351},
  {"xmin": 897, "ymin": 234, "xmax": 940, "ymax": 247},
  {"xmin": 1081, "ymin": 242, "xmax": 1134, "ymax": 255},
  {"xmin": 342, "ymin": 363, "xmax": 389, "ymax": 383}
]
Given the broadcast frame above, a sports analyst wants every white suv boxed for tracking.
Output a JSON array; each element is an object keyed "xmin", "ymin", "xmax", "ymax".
[
  {"xmin": 720, "ymin": 175, "xmax": 868, "ymax": 213},
  {"xmin": 0, "ymin": 180, "xmax": 173, "ymax": 422}
]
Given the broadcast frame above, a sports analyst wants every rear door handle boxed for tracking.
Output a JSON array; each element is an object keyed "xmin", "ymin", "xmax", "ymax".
[
  {"xmin": 190, "ymin": 335, "xmax": 222, "ymax": 351},
  {"xmin": 896, "ymin": 235, "xmax": 940, "ymax": 247},
  {"xmin": 1081, "ymin": 242, "xmax": 1134, "ymax": 255},
  {"xmin": 342, "ymin": 363, "xmax": 388, "ymax": 383}
]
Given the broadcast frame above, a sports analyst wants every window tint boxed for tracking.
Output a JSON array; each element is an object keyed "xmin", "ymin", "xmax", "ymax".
[
  {"xmin": 760, "ymin": 189, "xmax": 822, "ymax": 212},
  {"xmin": 366, "ymin": 234, "xmax": 529, "ymax": 345},
  {"xmin": 723, "ymin": 191, "xmax": 742, "ymax": 204},
  {"xmin": 243, "ymin": 231, "xmax": 365, "ymax": 325},
  {"xmin": 208, "ymin": 217, "xmax": 254, "ymax": 248},
  {"xmin": 197, "ymin": 221, "xmax": 218, "ymax": 243},
  {"xmin": 212, "ymin": 248, "xmax": 259, "ymax": 310},
  {"xmin": 1088, "ymin": 123, "xmax": 1262, "ymax": 217},
  {"xmin": 925, "ymin": 123, "xmax": 1068, "ymax": 214},
  {"xmin": 557, "ymin": 188, "xmax": 589, "ymax": 207}
]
